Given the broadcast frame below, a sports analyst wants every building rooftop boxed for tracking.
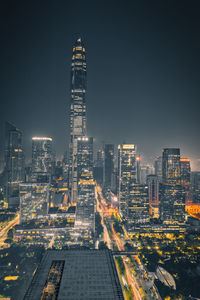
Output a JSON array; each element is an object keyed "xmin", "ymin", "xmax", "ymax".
[{"xmin": 24, "ymin": 249, "xmax": 124, "ymax": 300}]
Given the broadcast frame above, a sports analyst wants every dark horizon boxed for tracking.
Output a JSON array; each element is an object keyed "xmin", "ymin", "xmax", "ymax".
[{"xmin": 1, "ymin": 0, "xmax": 200, "ymax": 170}]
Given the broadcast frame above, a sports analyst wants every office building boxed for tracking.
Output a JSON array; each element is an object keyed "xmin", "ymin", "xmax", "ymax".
[
  {"xmin": 75, "ymin": 171, "xmax": 95, "ymax": 242},
  {"xmin": 77, "ymin": 136, "xmax": 93, "ymax": 182},
  {"xmin": 180, "ymin": 158, "xmax": 191, "ymax": 203},
  {"xmin": 118, "ymin": 144, "xmax": 137, "ymax": 218},
  {"xmin": 136, "ymin": 156, "xmax": 141, "ymax": 184},
  {"xmin": 5, "ymin": 122, "xmax": 25, "ymax": 207},
  {"xmin": 162, "ymin": 148, "xmax": 181, "ymax": 185},
  {"xmin": 147, "ymin": 174, "xmax": 159, "ymax": 218},
  {"xmin": 154, "ymin": 156, "xmax": 162, "ymax": 182},
  {"xmin": 32, "ymin": 137, "xmax": 53, "ymax": 182},
  {"xmin": 191, "ymin": 172, "xmax": 200, "ymax": 203},
  {"xmin": 68, "ymin": 37, "xmax": 87, "ymax": 203},
  {"xmin": 160, "ymin": 184, "xmax": 185, "ymax": 225},
  {"xmin": 104, "ymin": 144, "xmax": 114, "ymax": 190},
  {"xmin": 128, "ymin": 184, "xmax": 149, "ymax": 227},
  {"xmin": 23, "ymin": 250, "xmax": 124, "ymax": 300},
  {"xmin": 161, "ymin": 148, "xmax": 185, "ymax": 225},
  {"xmin": 93, "ymin": 149, "xmax": 104, "ymax": 185}
]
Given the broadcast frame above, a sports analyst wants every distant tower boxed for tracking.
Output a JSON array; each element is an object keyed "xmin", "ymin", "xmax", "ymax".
[
  {"xmin": 136, "ymin": 156, "xmax": 141, "ymax": 184},
  {"xmin": 180, "ymin": 158, "xmax": 191, "ymax": 203},
  {"xmin": 118, "ymin": 144, "xmax": 137, "ymax": 218},
  {"xmin": 154, "ymin": 156, "xmax": 162, "ymax": 182},
  {"xmin": 75, "ymin": 171, "xmax": 95, "ymax": 236},
  {"xmin": 32, "ymin": 137, "xmax": 53, "ymax": 182},
  {"xmin": 69, "ymin": 37, "xmax": 87, "ymax": 203},
  {"xmin": 162, "ymin": 148, "xmax": 181, "ymax": 185},
  {"xmin": 5, "ymin": 122, "xmax": 25, "ymax": 208},
  {"xmin": 93, "ymin": 149, "xmax": 104, "ymax": 186},
  {"xmin": 147, "ymin": 175, "xmax": 159, "ymax": 218},
  {"xmin": 180, "ymin": 158, "xmax": 191, "ymax": 188},
  {"xmin": 191, "ymin": 172, "xmax": 200, "ymax": 204},
  {"xmin": 104, "ymin": 144, "xmax": 114, "ymax": 190}
]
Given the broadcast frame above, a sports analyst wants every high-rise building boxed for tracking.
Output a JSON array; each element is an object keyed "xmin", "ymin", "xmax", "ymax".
[
  {"xmin": 93, "ymin": 149, "xmax": 104, "ymax": 185},
  {"xmin": 180, "ymin": 158, "xmax": 191, "ymax": 188},
  {"xmin": 69, "ymin": 37, "xmax": 87, "ymax": 203},
  {"xmin": 77, "ymin": 136, "xmax": 93, "ymax": 182},
  {"xmin": 160, "ymin": 184, "xmax": 185, "ymax": 225},
  {"xmin": 118, "ymin": 144, "xmax": 137, "ymax": 218},
  {"xmin": 136, "ymin": 156, "xmax": 141, "ymax": 184},
  {"xmin": 32, "ymin": 137, "xmax": 53, "ymax": 182},
  {"xmin": 75, "ymin": 171, "xmax": 95, "ymax": 240},
  {"xmin": 128, "ymin": 184, "xmax": 149, "ymax": 226},
  {"xmin": 147, "ymin": 175, "xmax": 159, "ymax": 218},
  {"xmin": 161, "ymin": 148, "xmax": 185, "ymax": 225},
  {"xmin": 19, "ymin": 183, "xmax": 49, "ymax": 224},
  {"xmin": 154, "ymin": 156, "xmax": 162, "ymax": 182},
  {"xmin": 5, "ymin": 122, "xmax": 25, "ymax": 207},
  {"xmin": 104, "ymin": 144, "xmax": 114, "ymax": 190},
  {"xmin": 191, "ymin": 172, "xmax": 200, "ymax": 204},
  {"xmin": 180, "ymin": 158, "xmax": 191, "ymax": 203},
  {"xmin": 162, "ymin": 148, "xmax": 181, "ymax": 185}
]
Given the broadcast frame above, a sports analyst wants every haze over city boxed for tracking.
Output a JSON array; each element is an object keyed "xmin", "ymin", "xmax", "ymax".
[{"xmin": 1, "ymin": 0, "xmax": 200, "ymax": 170}]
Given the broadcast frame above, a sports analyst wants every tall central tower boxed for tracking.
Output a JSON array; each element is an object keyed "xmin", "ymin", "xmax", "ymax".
[{"xmin": 69, "ymin": 37, "xmax": 87, "ymax": 203}]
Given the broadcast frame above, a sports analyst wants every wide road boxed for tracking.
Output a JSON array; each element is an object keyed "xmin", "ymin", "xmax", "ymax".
[
  {"xmin": 0, "ymin": 213, "xmax": 19, "ymax": 247},
  {"xmin": 96, "ymin": 185, "xmax": 142, "ymax": 300}
]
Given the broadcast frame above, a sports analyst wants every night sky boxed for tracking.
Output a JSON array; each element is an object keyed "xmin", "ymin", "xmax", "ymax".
[{"xmin": 1, "ymin": 0, "xmax": 200, "ymax": 170}]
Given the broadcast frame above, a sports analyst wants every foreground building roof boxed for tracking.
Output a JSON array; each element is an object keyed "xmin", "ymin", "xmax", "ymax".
[{"xmin": 24, "ymin": 249, "xmax": 124, "ymax": 300}]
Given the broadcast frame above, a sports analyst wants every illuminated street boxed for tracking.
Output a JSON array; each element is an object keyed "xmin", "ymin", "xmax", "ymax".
[
  {"xmin": 95, "ymin": 184, "xmax": 160, "ymax": 299},
  {"xmin": 0, "ymin": 213, "xmax": 19, "ymax": 248}
]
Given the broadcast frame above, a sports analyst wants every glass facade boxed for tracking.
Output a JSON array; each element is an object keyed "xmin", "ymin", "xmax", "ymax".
[{"xmin": 5, "ymin": 122, "xmax": 25, "ymax": 207}]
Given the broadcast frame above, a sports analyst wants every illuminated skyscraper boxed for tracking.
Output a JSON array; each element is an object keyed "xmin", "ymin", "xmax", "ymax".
[
  {"xmin": 161, "ymin": 184, "xmax": 185, "ymax": 225},
  {"xmin": 180, "ymin": 158, "xmax": 191, "ymax": 188},
  {"xmin": 104, "ymin": 144, "xmax": 114, "ymax": 190},
  {"xmin": 162, "ymin": 148, "xmax": 181, "ymax": 185},
  {"xmin": 180, "ymin": 158, "xmax": 191, "ymax": 203},
  {"xmin": 77, "ymin": 136, "xmax": 93, "ymax": 182},
  {"xmin": 147, "ymin": 175, "xmax": 159, "ymax": 218},
  {"xmin": 75, "ymin": 171, "xmax": 95, "ymax": 244},
  {"xmin": 161, "ymin": 148, "xmax": 185, "ymax": 225},
  {"xmin": 191, "ymin": 172, "xmax": 200, "ymax": 203},
  {"xmin": 154, "ymin": 156, "xmax": 162, "ymax": 182},
  {"xmin": 128, "ymin": 184, "xmax": 149, "ymax": 226},
  {"xmin": 69, "ymin": 37, "xmax": 87, "ymax": 203},
  {"xmin": 136, "ymin": 156, "xmax": 141, "ymax": 184},
  {"xmin": 118, "ymin": 144, "xmax": 137, "ymax": 218},
  {"xmin": 5, "ymin": 122, "xmax": 25, "ymax": 207},
  {"xmin": 32, "ymin": 137, "xmax": 53, "ymax": 182}
]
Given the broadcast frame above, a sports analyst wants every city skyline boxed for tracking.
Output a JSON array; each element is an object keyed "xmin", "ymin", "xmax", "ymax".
[
  {"xmin": 1, "ymin": 1, "xmax": 200, "ymax": 170},
  {"xmin": 0, "ymin": 6, "xmax": 200, "ymax": 297}
]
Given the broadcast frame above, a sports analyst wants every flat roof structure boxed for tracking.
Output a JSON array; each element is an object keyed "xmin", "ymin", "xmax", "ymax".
[{"xmin": 24, "ymin": 249, "xmax": 124, "ymax": 300}]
